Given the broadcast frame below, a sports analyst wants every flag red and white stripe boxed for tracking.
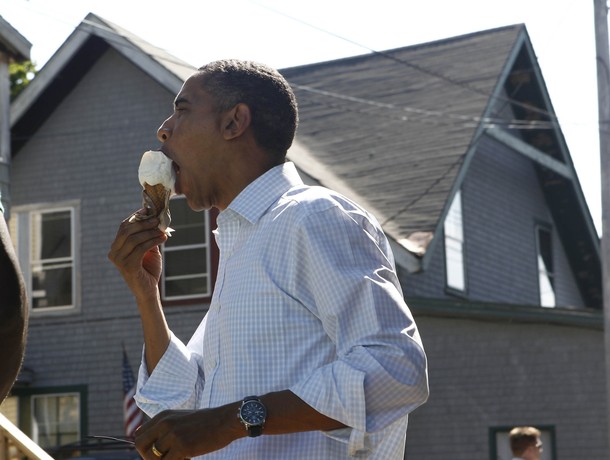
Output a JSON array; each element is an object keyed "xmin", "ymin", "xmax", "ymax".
[{"xmin": 122, "ymin": 349, "xmax": 144, "ymax": 438}]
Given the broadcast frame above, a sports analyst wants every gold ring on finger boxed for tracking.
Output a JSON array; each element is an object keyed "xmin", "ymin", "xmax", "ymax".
[{"xmin": 151, "ymin": 443, "xmax": 165, "ymax": 458}]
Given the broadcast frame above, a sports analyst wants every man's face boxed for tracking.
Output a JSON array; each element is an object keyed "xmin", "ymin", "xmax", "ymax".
[
  {"xmin": 156, "ymin": 73, "xmax": 226, "ymax": 211},
  {"xmin": 525, "ymin": 437, "xmax": 543, "ymax": 460},
  {"xmin": 533, "ymin": 438, "xmax": 543, "ymax": 459}
]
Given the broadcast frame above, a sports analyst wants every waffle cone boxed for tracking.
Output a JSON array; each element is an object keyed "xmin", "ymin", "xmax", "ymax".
[
  {"xmin": 131, "ymin": 182, "xmax": 173, "ymax": 235},
  {"xmin": 143, "ymin": 183, "xmax": 168, "ymax": 217}
]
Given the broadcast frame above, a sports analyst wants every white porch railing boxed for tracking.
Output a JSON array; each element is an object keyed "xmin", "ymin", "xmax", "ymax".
[{"xmin": 0, "ymin": 412, "xmax": 53, "ymax": 460}]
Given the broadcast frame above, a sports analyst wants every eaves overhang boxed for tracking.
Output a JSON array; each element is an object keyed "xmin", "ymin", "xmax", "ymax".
[
  {"xmin": 0, "ymin": 15, "xmax": 31, "ymax": 60},
  {"xmin": 10, "ymin": 13, "xmax": 193, "ymax": 155},
  {"xmin": 410, "ymin": 297, "xmax": 603, "ymax": 330}
]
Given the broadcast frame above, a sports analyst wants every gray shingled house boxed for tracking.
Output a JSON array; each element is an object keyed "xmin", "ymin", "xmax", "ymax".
[{"xmin": 2, "ymin": 13, "xmax": 606, "ymax": 459}]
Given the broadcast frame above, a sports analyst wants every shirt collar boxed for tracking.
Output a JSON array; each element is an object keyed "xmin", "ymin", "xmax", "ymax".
[{"xmin": 224, "ymin": 161, "xmax": 303, "ymax": 224}]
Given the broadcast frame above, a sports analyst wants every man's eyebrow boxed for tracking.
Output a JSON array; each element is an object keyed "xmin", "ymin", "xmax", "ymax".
[{"xmin": 174, "ymin": 97, "xmax": 189, "ymax": 108}]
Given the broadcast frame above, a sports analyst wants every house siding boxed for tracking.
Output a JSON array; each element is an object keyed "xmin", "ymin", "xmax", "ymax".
[
  {"xmin": 10, "ymin": 48, "xmax": 206, "ymax": 436},
  {"xmin": 399, "ymin": 135, "xmax": 602, "ymax": 457},
  {"xmin": 464, "ymin": 135, "xmax": 585, "ymax": 307},
  {"xmin": 404, "ymin": 316, "xmax": 608, "ymax": 459},
  {"xmin": 401, "ymin": 135, "xmax": 586, "ymax": 309}
]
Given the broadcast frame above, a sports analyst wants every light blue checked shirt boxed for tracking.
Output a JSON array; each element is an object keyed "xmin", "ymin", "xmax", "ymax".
[{"xmin": 135, "ymin": 162, "xmax": 429, "ymax": 459}]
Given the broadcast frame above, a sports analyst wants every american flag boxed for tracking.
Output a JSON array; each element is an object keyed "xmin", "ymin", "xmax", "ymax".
[{"xmin": 122, "ymin": 348, "xmax": 144, "ymax": 438}]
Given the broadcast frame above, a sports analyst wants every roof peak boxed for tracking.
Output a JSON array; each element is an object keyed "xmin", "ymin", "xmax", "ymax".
[
  {"xmin": 281, "ymin": 24, "xmax": 525, "ymax": 73},
  {"xmin": 0, "ymin": 14, "xmax": 32, "ymax": 60}
]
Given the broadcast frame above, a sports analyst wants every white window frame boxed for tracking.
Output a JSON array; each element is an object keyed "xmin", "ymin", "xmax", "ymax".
[
  {"xmin": 161, "ymin": 196, "xmax": 212, "ymax": 301},
  {"xmin": 11, "ymin": 201, "xmax": 80, "ymax": 315},
  {"xmin": 444, "ymin": 190, "xmax": 466, "ymax": 292},
  {"xmin": 536, "ymin": 225, "xmax": 556, "ymax": 308}
]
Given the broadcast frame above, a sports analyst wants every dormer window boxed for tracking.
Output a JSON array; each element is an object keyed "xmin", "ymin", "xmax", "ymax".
[
  {"xmin": 444, "ymin": 190, "xmax": 465, "ymax": 292},
  {"xmin": 536, "ymin": 225, "xmax": 555, "ymax": 307}
]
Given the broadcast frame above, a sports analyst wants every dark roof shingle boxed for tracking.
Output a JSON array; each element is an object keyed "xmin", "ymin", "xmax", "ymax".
[{"xmin": 283, "ymin": 25, "xmax": 523, "ymax": 246}]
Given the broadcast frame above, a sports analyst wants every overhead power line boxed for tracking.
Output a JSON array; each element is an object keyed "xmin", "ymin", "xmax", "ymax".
[
  {"xmin": 249, "ymin": 0, "xmax": 563, "ymax": 124},
  {"xmin": 11, "ymin": 0, "xmax": 598, "ymax": 133},
  {"xmin": 290, "ymin": 83, "xmax": 564, "ymax": 131}
]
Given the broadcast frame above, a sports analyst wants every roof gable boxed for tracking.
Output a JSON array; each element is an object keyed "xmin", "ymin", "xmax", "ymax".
[
  {"xmin": 284, "ymin": 25, "xmax": 600, "ymax": 306},
  {"xmin": 10, "ymin": 13, "xmax": 195, "ymax": 154},
  {"xmin": 476, "ymin": 30, "xmax": 602, "ymax": 307},
  {"xmin": 283, "ymin": 25, "xmax": 522, "ymax": 255}
]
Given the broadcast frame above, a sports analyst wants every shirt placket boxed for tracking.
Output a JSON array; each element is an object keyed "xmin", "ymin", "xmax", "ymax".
[{"xmin": 201, "ymin": 213, "xmax": 240, "ymax": 408}]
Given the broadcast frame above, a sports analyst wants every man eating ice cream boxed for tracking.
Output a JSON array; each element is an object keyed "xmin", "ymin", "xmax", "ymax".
[
  {"xmin": 131, "ymin": 150, "xmax": 175, "ymax": 235},
  {"xmin": 108, "ymin": 59, "xmax": 428, "ymax": 460}
]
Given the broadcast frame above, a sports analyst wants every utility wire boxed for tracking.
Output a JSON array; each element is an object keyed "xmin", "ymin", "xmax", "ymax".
[
  {"xmin": 290, "ymin": 83, "xmax": 562, "ymax": 130},
  {"xmin": 14, "ymin": 1, "xmax": 599, "ymax": 133},
  {"xmin": 250, "ymin": 0, "xmax": 562, "ymax": 123},
  {"xmin": 10, "ymin": 0, "xmax": 598, "ymax": 226}
]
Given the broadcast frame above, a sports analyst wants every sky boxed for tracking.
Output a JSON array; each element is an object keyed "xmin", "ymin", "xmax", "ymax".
[{"xmin": 1, "ymin": 0, "xmax": 604, "ymax": 233}]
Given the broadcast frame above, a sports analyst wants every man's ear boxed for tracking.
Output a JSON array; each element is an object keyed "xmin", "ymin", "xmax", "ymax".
[{"xmin": 222, "ymin": 103, "xmax": 252, "ymax": 140}]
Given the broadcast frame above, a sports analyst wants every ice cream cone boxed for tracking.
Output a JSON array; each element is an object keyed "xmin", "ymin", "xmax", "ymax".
[
  {"xmin": 133, "ymin": 182, "xmax": 172, "ymax": 235},
  {"xmin": 143, "ymin": 183, "xmax": 170, "ymax": 217},
  {"xmin": 130, "ymin": 150, "xmax": 175, "ymax": 235}
]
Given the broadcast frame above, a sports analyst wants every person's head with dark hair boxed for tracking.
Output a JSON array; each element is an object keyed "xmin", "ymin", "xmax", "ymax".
[
  {"xmin": 196, "ymin": 59, "xmax": 298, "ymax": 163},
  {"xmin": 109, "ymin": 56, "xmax": 430, "ymax": 459},
  {"xmin": 155, "ymin": 59, "xmax": 299, "ymax": 212},
  {"xmin": 509, "ymin": 426, "xmax": 542, "ymax": 460}
]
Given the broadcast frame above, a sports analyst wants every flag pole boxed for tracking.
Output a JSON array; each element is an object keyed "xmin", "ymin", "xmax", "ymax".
[{"xmin": 122, "ymin": 343, "xmax": 144, "ymax": 438}]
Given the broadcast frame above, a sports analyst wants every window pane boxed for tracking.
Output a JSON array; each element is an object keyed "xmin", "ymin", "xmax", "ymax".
[
  {"xmin": 33, "ymin": 396, "xmax": 57, "ymax": 448},
  {"xmin": 165, "ymin": 248, "xmax": 208, "ymax": 278},
  {"xmin": 538, "ymin": 228, "xmax": 553, "ymax": 273},
  {"xmin": 444, "ymin": 191, "xmax": 463, "ymax": 239},
  {"xmin": 538, "ymin": 255, "xmax": 556, "ymax": 307},
  {"xmin": 32, "ymin": 264, "xmax": 72, "ymax": 309},
  {"xmin": 446, "ymin": 239, "xmax": 465, "ymax": 291},
  {"xmin": 537, "ymin": 227, "xmax": 555, "ymax": 308},
  {"xmin": 444, "ymin": 191, "xmax": 465, "ymax": 291},
  {"xmin": 162, "ymin": 197, "xmax": 210, "ymax": 300},
  {"xmin": 30, "ymin": 209, "xmax": 74, "ymax": 309},
  {"xmin": 32, "ymin": 211, "xmax": 71, "ymax": 260},
  {"xmin": 166, "ymin": 199, "xmax": 207, "ymax": 248},
  {"xmin": 166, "ymin": 276, "xmax": 209, "ymax": 298},
  {"xmin": 32, "ymin": 394, "xmax": 79, "ymax": 449}
]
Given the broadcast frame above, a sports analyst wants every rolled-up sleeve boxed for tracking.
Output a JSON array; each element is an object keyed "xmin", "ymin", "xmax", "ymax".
[
  {"xmin": 135, "ymin": 328, "xmax": 206, "ymax": 416},
  {"xmin": 289, "ymin": 205, "xmax": 429, "ymax": 455}
]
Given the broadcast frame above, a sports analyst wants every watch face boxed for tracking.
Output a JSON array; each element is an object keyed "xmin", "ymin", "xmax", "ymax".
[{"xmin": 241, "ymin": 400, "xmax": 266, "ymax": 425}]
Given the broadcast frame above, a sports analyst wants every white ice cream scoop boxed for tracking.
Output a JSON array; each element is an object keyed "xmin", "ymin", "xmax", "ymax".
[
  {"xmin": 130, "ymin": 150, "xmax": 175, "ymax": 235},
  {"xmin": 138, "ymin": 150, "xmax": 176, "ymax": 192}
]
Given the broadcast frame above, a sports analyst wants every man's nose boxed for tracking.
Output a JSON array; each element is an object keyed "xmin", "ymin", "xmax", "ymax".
[{"xmin": 157, "ymin": 121, "xmax": 172, "ymax": 142}]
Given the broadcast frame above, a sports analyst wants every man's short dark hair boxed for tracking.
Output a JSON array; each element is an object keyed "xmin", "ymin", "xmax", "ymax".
[{"xmin": 196, "ymin": 60, "xmax": 298, "ymax": 162}]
